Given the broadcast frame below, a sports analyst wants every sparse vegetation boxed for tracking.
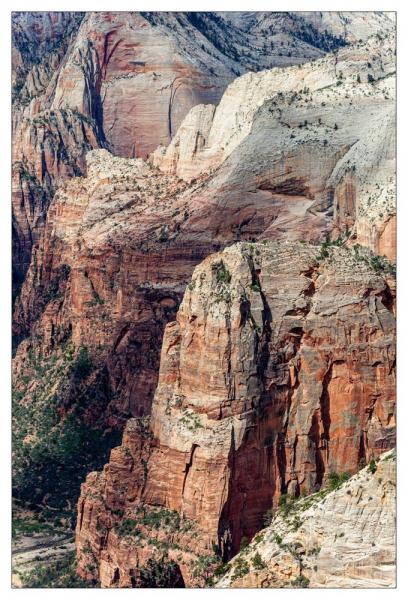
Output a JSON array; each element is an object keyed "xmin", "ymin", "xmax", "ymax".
[
  {"xmin": 263, "ymin": 507, "xmax": 274, "ymax": 527},
  {"xmin": 19, "ymin": 551, "xmax": 97, "ymax": 588},
  {"xmin": 251, "ymin": 552, "xmax": 266, "ymax": 570},
  {"xmin": 13, "ymin": 346, "xmax": 122, "ymax": 516},
  {"xmin": 215, "ymin": 261, "xmax": 231, "ymax": 284},
  {"xmin": 369, "ymin": 459, "xmax": 377, "ymax": 474},
  {"xmin": 138, "ymin": 557, "xmax": 184, "ymax": 587},
  {"xmin": 327, "ymin": 471, "xmax": 351, "ymax": 491},
  {"xmin": 279, "ymin": 493, "xmax": 297, "ymax": 517},
  {"xmin": 231, "ymin": 556, "xmax": 250, "ymax": 581},
  {"xmin": 291, "ymin": 574, "xmax": 310, "ymax": 588}
]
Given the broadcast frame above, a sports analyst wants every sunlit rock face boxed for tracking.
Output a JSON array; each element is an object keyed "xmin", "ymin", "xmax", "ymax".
[
  {"xmin": 217, "ymin": 449, "xmax": 396, "ymax": 588},
  {"xmin": 76, "ymin": 241, "xmax": 395, "ymax": 586},
  {"xmin": 12, "ymin": 11, "xmax": 395, "ymax": 287}
]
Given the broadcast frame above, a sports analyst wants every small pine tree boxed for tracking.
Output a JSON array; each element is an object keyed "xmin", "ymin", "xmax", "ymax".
[{"xmin": 369, "ymin": 459, "xmax": 377, "ymax": 474}]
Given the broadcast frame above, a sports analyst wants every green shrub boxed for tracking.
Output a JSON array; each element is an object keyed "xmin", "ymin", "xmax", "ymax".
[
  {"xmin": 138, "ymin": 558, "xmax": 184, "ymax": 588},
  {"xmin": 214, "ymin": 562, "xmax": 230, "ymax": 576},
  {"xmin": 231, "ymin": 557, "xmax": 249, "ymax": 581},
  {"xmin": 327, "ymin": 471, "xmax": 350, "ymax": 491},
  {"xmin": 292, "ymin": 574, "xmax": 310, "ymax": 588},
  {"xmin": 215, "ymin": 261, "xmax": 231, "ymax": 284},
  {"xmin": 279, "ymin": 493, "xmax": 296, "ymax": 516},
  {"xmin": 368, "ymin": 459, "xmax": 377, "ymax": 474},
  {"xmin": 251, "ymin": 552, "xmax": 266, "ymax": 570},
  {"xmin": 116, "ymin": 518, "xmax": 139, "ymax": 537}
]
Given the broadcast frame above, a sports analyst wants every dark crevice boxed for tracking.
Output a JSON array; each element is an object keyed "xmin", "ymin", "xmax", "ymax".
[
  {"xmin": 181, "ymin": 443, "xmax": 199, "ymax": 498},
  {"xmin": 320, "ymin": 363, "xmax": 333, "ymax": 445}
]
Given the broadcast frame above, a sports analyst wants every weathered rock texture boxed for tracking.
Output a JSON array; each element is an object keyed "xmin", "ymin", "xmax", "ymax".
[
  {"xmin": 12, "ymin": 12, "xmax": 91, "ymax": 289},
  {"xmin": 12, "ymin": 11, "xmax": 395, "ymax": 287},
  {"xmin": 152, "ymin": 31, "xmax": 396, "ymax": 261},
  {"xmin": 217, "ymin": 449, "xmax": 395, "ymax": 588},
  {"xmin": 75, "ymin": 242, "xmax": 395, "ymax": 587},
  {"xmin": 14, "ymin": 28, "xmax": 396, "ymax": 414}
]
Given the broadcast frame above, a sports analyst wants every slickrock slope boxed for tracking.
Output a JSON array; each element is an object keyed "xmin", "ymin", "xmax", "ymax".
[
  {"xmin": 217, "ymin": 449, "xmax": 396, "ymax": 588},
  {"xmin": 153, "ymin": 31, "xmax": 395, "ymax": 261},
  {"xmin": 12, "ymin": 11, "xmax": 394, "ymax": 288},
  {"xmin": 75, "ymin": 242, "xmax": 395, "ymax": 587}
]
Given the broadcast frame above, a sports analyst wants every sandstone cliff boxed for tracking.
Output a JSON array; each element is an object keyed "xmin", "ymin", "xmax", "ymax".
[
  {"xmin": 14, "ymin": 29, "xmax": 396, "ymax": 406},
  {"xmin": 216, "ymin": 449, "xmax": 395, "ymax": 588},
  {"xmin": 75, "ymin": 241, "xmax": 395, "ymax": 587},
  {"xmin": 12, "ymin": 16, "xmax": 396, "ymax": 548},
  {"xmin": 152, "ymin": 31, "xmax": 395, "ymax": 261},
  {"xmin": 12, "ymin": 11, "xmax": 394, "ymax": 288}
]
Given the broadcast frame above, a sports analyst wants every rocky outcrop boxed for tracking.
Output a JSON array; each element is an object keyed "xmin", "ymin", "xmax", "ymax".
[
  {"xmin": 13, "ymin": 28, "xmax": 396, "ymax": 516},
  {"xmin": 75, "ymin": 241, "xmax": 395, "ymax": 587},
  {"xmin": 12, "ymin": 109, "xmax": 102, "ymax": 290},
  {"xmin": 217, "ymin": 449, "xmax": 396, "ymax": 588},
  {"xmin": 152, "ymin": 31, "xmax": 396, "ymax": 260},
  {"xmin": 12, "ymin": 12, "xmax": 395, "ymax": 288},
  {"xmin": 12, "ymin": 13, "xmax": 91, "ymax": 289}
]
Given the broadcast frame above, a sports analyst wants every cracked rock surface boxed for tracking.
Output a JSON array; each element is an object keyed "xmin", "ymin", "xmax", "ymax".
[{"xmin": 75, "ymin": 241, "xmax": 395, "ymax": 587}]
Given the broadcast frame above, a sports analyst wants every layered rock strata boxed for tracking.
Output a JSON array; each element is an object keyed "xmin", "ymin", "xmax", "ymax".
[
  {"xmin": 14, "ymin": 29, "xmax": 396, "ymax": 418},
  {"xmin": 76, "ymin": 241, "xmax": 395, "ymax": 587},
  {"xmin": 12, "ymin": 12, "xmax": 395, "ymax": 287},
  {"xmin": 152, "ymin": 31, "xmax": 396, "ymax": 261},
  {"xmin": 217, "ymin": 449, "xmax": 396, "ymax": 588}
]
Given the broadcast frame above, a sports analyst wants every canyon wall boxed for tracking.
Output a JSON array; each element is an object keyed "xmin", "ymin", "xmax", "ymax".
[
  {"xmin": 12, "ymin": 10, "xmax": 360, "ymax": 289},
  {"xmin": 14, "ymin": 29, "xmax": 396, "ymax": 412},
  {"xmin": 12, "ymin": 29, "xmax": 396, "ymax": 519},
  {"xmin": 152, "ymin": 31, "xmax": 396, "ymax": 261},
  {"xmin": 217, "ymin": 449, "xmax": 396, "ymax": 588},
  {"xmin": 12, "ymin": 12, "xmax": 395, "ymax": 288},
  {"xmin": 11, "ymin": 13, "xmax": 396, "ymax": 588},
  {"xmin": 75, "ymin": 241, "xmax": 395, "ymax": 587}
]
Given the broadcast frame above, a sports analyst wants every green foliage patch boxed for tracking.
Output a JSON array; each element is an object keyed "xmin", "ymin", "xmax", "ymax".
[{"xmin": 19, "ymin": 551, "xmax": 97, "ymax": 588}]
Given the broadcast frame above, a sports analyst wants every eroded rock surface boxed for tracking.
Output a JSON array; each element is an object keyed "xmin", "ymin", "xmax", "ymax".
[
  {"xmin": 75, "ymin": 242, "xmax": 395, "ymax": 587},
  {"xmin": 217, "ymin": 449, "xmax": 396, "ymax": 588},
  {"xmin": 152, "ymin": 31, "xmax": 396, "ymax": 260},
  {"xmin": 14, "ymin": 29, "xmax": 396, "ymax": 419},
  {"xmin": 12, "ymin": 11, "xmax": 395, "ymax": 287}
]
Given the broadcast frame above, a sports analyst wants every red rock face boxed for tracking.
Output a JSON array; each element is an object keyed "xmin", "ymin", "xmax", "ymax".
[{"xmin": 75, "ymin": 242, "xmax": 395, "ymax": 586}]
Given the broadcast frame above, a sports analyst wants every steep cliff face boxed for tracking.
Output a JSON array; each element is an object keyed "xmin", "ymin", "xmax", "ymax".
[
  {"xmin": 13, "ymin": 28, "xmax": 395, "ymax": 515},
  {"xmin": 152, "ymin": 31, "xmax": 395, "ymax": 261},
  {"xmin": 217, "ymin": 449, "xmax": 395, "ymax": 588},
  {"xmin": 75, "ymin": 241, "xmax": 395, "ymax": 587},
  {"xmin": 12, "ymin": 12, "xmax": 92, "ymax": 289},
  {"xmin": 12, "ymin": 11, "xmax": 395, "ymax": 289}
]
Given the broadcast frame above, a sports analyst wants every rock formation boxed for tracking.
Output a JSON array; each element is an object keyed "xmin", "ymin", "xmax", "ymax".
[
  {"xmin": 75, "ymin": 241, "xmax": 395, "ymax": 587},
  {"xmin": 12, "ymin": 28, "xmax": 396, "ymax": 517},
  {"xmin": 12, "ymin": 11, "xmax": 395, "ymax": 288},
  {"xmin": 14, "ymin": 28, "xmax": 396, "ymax": 404},
  {"xmin": 11, "ymin": 12, "xmax": 396, "ymax": 589},
  {"xmin": 217, "ymin": 449, "xmax": 396, "ymax": 588},
  {"xmin": 152, "ymin": 31, "xmax": 396, "ymax": 261}
]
